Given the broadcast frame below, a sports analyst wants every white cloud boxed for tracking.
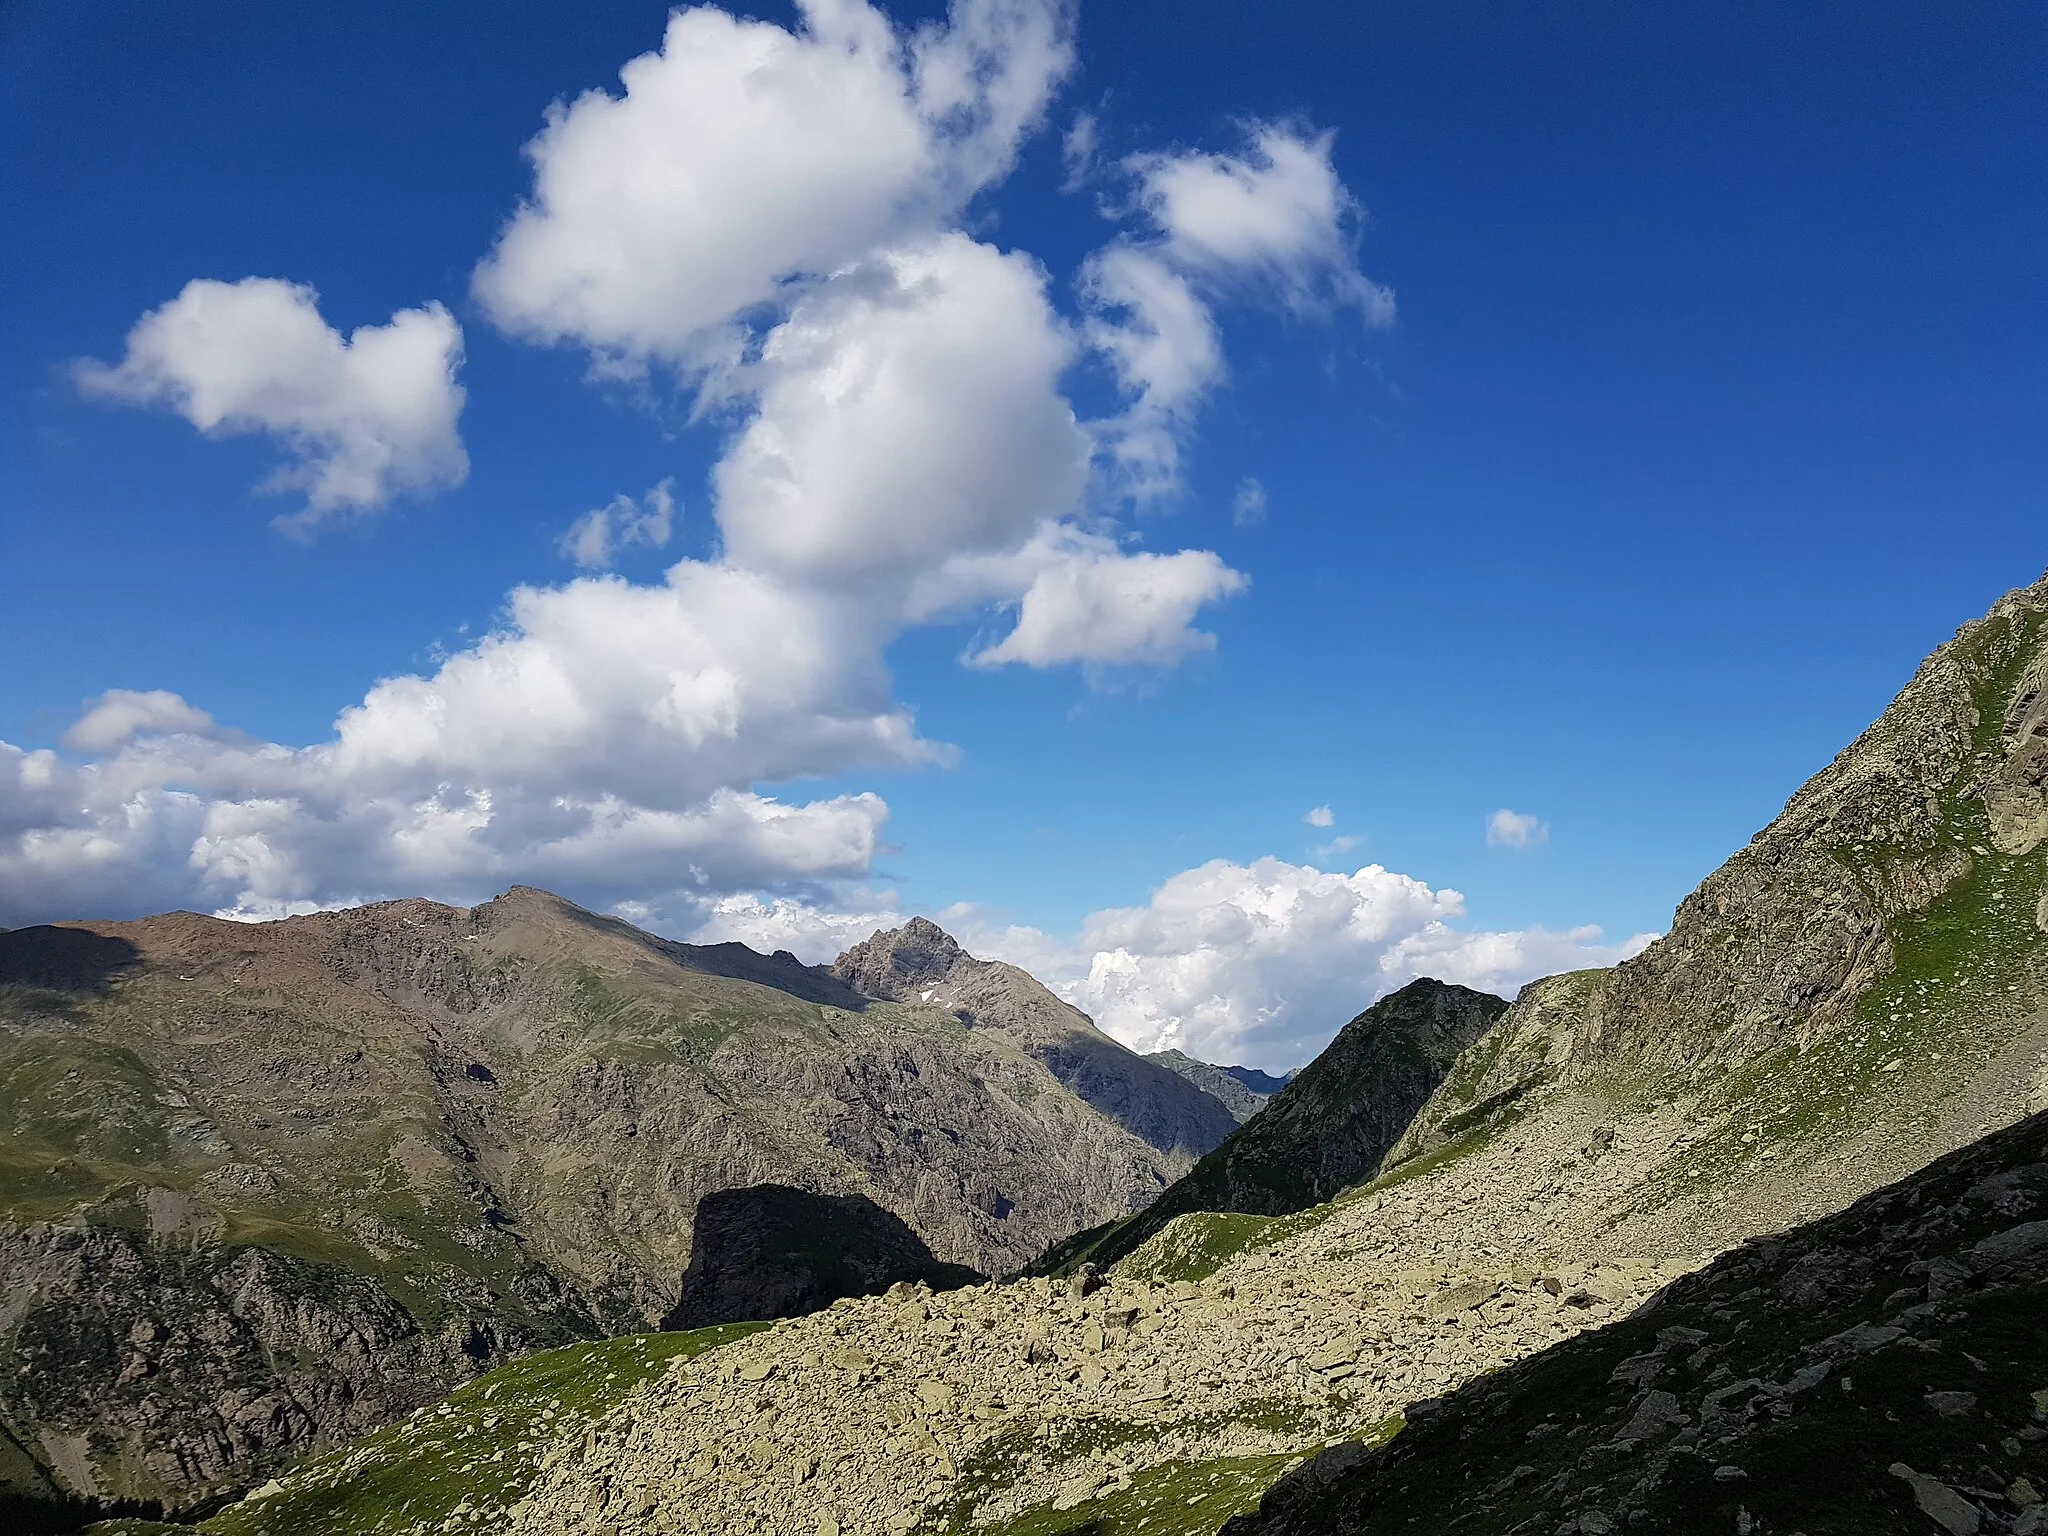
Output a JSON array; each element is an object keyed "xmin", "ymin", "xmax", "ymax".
[
  {"xmin": 1079, "ymin": 246, "xmax": 1223, "ymax": 500},
  {"xmin": 0, "ymin": 548, "xmax": 946, "ymax": 927},
  {"xmin": 993, "ymin": 855, "xmax": 1653, "ymax": 1070},
  {"xmin": 76, "ymin": 278, "xmax": 466, "ymax": 528},
  {"xmin": 962, "ymin": 531, "xmax": 1247, "ymax": 670},
  {"xmin": 1077, "ymin": 124, "xmax": 1387, "ymax": 506},
  {"xmin": 1061, "ymin": 109, "xmax": 1099, "ymax": 190},
  {"xmin": 1128, "ymin": 124, "xmax": 1393, "ymax": 321},
  {"xmin": 63, "ymin": 690, "xmax": 220, "ymax": 754},
  {"xmin": 1486, "ymin": 808, "xmax": 1549, "ymax": 849},
  {"xmin": 474, "ymin": 0, "xmax": 1072, "ymax": 369},
  {"xmin": 1232, "ymin": 477, "xmax": 1267, "ymax": 527},
  {"xmin": 560, "ymin": 479, "xmax": 676, "ymax": 569},
  {"xmin": 1304, "ymin": 804, "xmax": 1334, "ymax": 828},
  {"xmin": 713, "ymin": 235, "xmax": 1090, "ymax": 588}
]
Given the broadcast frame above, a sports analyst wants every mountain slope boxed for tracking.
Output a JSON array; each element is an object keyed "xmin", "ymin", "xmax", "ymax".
[
  {"xmin": 1225, "ymin": 1108, "xmax": 2048, "ymax": 1536},
  {"xmin": 833, "ymin": 919, "xmax": 1238, "ymax": 1160},
  {"xmin": 1042, "ymin": 979, "xmax": 1509, "ymax": 1275},
  {"xmin": 0, "ymin": 890, "xmax": 1197, "ymax": 1509}
]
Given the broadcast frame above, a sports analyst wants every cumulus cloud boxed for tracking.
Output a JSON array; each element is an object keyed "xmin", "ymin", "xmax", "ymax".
[
  {"xmin": 560, "ymin": 479, "xmax": 676, "ymax": 568},
  {"xmin": 1080, "ymin": 124, "xmax": 1388, "ymax": 500},
  {"xmin": 1233, "ymin": 477, "xmax": 1267, "ymax": 527},
  {"xmin": 962, "ymin": 531, "xmax": 1247, "ymax": 670},
  {"xmin": 987, "ymin": 855, "xmax": 1652, "ymax": 1069},
  {"xmin": 1487, "ymin": 808, "xmax": 1549, "ymax": 849},
  {"xmin": 0, "ymin": 546, "xmax": 950, "ymax": 927},
  {"xmin": 76, "ymin": 278, "xmax": 467, "ymax": 528},
  {"xmin": 1304, "ymin": 805, "xmax": 1334, "ymax": 828},
  {"xmin": 474, "ymin": 0, "xmax": 1072, "ymax": 368},
  {"xmin": 714, "ymin": 235, "xmax": 1090, "ymax": 587},
  {"xmin": 63, "ymin": 690, "xmax": 220, "ymax": 754},
  {"xmin": 1129, "ymin": 125, "xmax": 1392, "ymax": 320}
]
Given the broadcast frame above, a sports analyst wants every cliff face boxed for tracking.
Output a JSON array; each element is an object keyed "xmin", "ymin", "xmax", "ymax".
[{"xmin": 0, "ymin": 890, "xmax": 1194, "ymax": 1506}]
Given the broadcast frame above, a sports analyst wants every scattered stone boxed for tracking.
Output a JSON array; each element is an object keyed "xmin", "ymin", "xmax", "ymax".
[{"xmin": 1891, "ymin": 1465, "xmax": 1983, "ymax": 1536}]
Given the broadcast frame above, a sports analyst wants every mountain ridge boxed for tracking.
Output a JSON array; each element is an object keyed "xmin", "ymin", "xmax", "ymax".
[{"xmin": 0, "ymin": 890, "xmax": 1224, "ymax": 1508}]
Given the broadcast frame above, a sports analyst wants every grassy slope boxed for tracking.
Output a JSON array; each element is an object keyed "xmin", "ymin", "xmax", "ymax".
[
  {"xmin": 171, "ymin": 1323, "xmax": 767, "ymax": 1536},
  {"xmin": 1648, "ymin": 606, "xmax": 2048, "ymax": 1200}
]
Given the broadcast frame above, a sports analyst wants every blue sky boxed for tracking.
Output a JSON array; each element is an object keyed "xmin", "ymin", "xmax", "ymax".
[{"xmin": 3, "ymin": 0, "xmax": 2044, "ymax": 1066}]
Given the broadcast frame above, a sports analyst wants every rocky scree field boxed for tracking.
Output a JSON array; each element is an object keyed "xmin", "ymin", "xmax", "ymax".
[{"xmin": 1223, "ymin": 1107, "xmax": 2048, "ymax": 1536}]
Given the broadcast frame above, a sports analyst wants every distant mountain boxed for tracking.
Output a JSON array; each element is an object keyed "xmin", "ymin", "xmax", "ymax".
[
  {"xmin": 1220, "ymin": 1062, "xmax": 1294, "ymax": 1096},
  {"xmin": 833, "ymin": 917, "xmax": 1239, "ymax": 1159},
  {"xmin": 0, "ymin": 891, "xmax": 1207, "ymax": 1509},
  {"xmin": 1043, "ymin": 978, "xmax": 1510, "ymax": 1274},
  {"xmin": 1144, "ymin": 1049, "xmax": 1273, "ymax": 1123}
]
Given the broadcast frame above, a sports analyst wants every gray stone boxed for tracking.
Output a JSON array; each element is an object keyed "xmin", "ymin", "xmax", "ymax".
[{"xmin": 1889, "ymin": 1465, "xmax": 1981, "ymax": 1536}]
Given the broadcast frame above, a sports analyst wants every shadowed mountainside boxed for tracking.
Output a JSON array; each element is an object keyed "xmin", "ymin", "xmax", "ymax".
[
  {"xmin": 1224, "ymin": 1108, "xmax": 2048, "ymax": 1536},
  {"xmin": 1038, "ymin": 978, "xmax": 1510, "ymax": 1275}
]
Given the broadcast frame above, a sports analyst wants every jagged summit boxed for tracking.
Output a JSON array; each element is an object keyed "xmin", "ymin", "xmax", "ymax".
[
  {"xmin": 832, "ymin": 915, "xmax": 966, "ymax": 995},
  {"xmin": 833, "ymin": 915, "xmax": 1241, "ymax": 1161}
]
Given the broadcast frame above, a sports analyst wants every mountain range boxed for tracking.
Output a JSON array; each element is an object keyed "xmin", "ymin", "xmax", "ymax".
[{"xmin": 0, "ymin": 893, "xmax": 1233, "ymax": 1508}]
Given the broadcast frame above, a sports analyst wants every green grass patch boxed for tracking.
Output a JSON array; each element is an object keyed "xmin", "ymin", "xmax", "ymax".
[
  {"xmin": 196, "ymin": 1324, "xmax": 767, "ymax": 1536},
  {"xmin": 931, "ymin": 1411, "xmax": 1403, "ymax": 1536}
]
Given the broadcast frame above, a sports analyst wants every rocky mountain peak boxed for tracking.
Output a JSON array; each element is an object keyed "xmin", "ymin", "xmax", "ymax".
[{"xmin": 832, "ymin": 916, "xmax": 969, "ymax": 998}]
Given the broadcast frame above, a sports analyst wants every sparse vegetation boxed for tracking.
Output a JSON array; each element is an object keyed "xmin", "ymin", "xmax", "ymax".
[{"xmin": 193, "ymin": 1324, "xmax": 765, "ymax": 1536}]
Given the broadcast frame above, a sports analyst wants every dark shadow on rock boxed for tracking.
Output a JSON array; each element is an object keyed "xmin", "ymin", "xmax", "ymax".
[
  {"xmin": 1034, "ymin": 1034, "xmax": 1239, "ymax": 1158},
  {"xmin": 664, "ymin": 1185, "xmax": 984, "ymax": 1329},
  {"xmin": 0, "ymin": 927, "xmax": 142, "ymax": 993}
]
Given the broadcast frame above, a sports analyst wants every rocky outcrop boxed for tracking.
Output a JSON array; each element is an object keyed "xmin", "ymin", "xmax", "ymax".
[
  {"xmin": 1144, "ymin": 1049, "xmax": 1274, "ymax": 1123},
  {"xmin": 833, "ymin": 918, "xmax": 1238, "ymax": 1159},
  {"xmin": 1225, "ymin": 1109, "xmax": 2048, "ymax": 1536},
  {"xmin": 0, "ymin": 890, "xmax": 1192, "ymax": 1505},
  {"xmin": 0, "ymin": 1221, "xmax": 572, "ymax": 1510},
  {"xmin": 1047, "ymin": 979, "xmax": 1510, "ymax": 1274},
  {"xmin": 665, "ymin": 1185, "xmax": 982, "ymax": 1329}
]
